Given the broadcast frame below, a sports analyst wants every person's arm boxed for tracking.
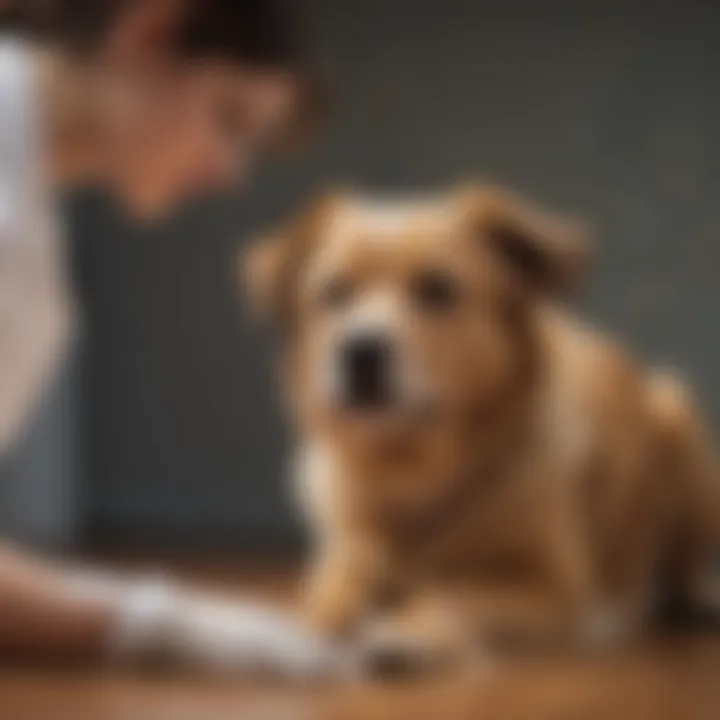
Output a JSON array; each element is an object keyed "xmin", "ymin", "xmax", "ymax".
[
  {"xmin": 0, "ymin": 543, "xmax": 344, "ymax": 676},
  {"xmin": 0, "ymin": 39, "xmax": 75, "ymax": 456},
  {"xmin": 0, "ymin": 545, "xmax": 113, "ymax": 659}
]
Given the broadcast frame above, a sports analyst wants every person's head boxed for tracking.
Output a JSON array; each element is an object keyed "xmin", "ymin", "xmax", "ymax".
[{"xmin": 2, "ymin": 0, "xmax": 318, "ymax": 217}]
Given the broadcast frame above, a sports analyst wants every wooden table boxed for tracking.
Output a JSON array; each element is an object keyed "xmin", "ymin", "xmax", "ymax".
[{"xmin": 2, "ymin": 562, "xmax": 719, "ymax": 720}]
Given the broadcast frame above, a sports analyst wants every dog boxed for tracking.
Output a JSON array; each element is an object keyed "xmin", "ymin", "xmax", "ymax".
[{"xmin": 244, "ymin": 184, "xmax": 720, "ymax": 672}]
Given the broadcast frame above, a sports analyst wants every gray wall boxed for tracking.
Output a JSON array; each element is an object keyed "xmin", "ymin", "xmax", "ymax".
[{"xmin": 78, "ymin": 0, "xmax": 720, "ymax": 549}]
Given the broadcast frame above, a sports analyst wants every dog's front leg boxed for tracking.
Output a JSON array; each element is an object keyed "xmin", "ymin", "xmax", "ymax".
[
  {"xmin": 295, "ymin": 445, "xmax": 388, "ymax": 638},
  {"xmin": 450, "ymin": 583, "xmax": 590, "ymax": 651},
  {"xmin": 356, "ymin": 577, "xmax": 609, "ymax": 677},
  {"xmin": 357, "ymin": 579, "xmax": 595, "ymax": 676},
  {"xmin": 303, "ymin": 535, "xmax": 386, "ymax": 638}
]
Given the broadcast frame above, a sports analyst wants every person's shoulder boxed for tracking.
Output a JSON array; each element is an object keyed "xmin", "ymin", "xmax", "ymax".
[
  {"xmin": 0, "ymin": 37, "xmax": 36, "ymax": 213},
  {"xmin": 0, "ymin": 36, "xmax": 32, "ymax": 95},
  {"xmin": 0, "ymin": 37, "xmax": 35, "ymax": 141}
]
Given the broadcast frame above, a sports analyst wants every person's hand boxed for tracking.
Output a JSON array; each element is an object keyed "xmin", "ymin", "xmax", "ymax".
[
  {"xmin": 162, "ymin": 591, "xmax": 352, "ymax": 679},
  {"xmin": 106, "ymin": 576, "xmax": 351, "ymax": 679}
]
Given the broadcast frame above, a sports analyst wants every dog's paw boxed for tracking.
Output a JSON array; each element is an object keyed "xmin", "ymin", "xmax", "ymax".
[
  {"xmin": 360, "ymin": 634, "xmax": 437, "ymax": 679},
  {"xmin": 357, "ymin": 615, "xmax": 476, "ymax": 680}
]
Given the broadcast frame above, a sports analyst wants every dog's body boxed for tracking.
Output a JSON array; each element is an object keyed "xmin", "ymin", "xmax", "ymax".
[{"xmin": 247, "ymin": 185, "xmax": 720, "ymax": 669}]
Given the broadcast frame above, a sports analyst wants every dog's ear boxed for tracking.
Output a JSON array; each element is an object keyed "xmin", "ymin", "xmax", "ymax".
[
  {"xmin": 457, "ymin": 184, "xmax": 592, "ymax": 296},
  {"xmin": 241, "ymin": 192, "xmax": 347, "ymax": 326}
]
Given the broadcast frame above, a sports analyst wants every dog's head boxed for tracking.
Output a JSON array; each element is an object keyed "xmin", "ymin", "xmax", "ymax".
[{"xmin": 244, "ymin": 185, "xmax": 590, "ymax": 450}]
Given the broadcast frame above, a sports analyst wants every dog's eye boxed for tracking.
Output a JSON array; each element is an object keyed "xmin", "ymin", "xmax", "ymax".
[
  {"xmin": 412, "ymin": 272, "xmax": 458, "ymax": 310},
  {"xmin": 318, "ymin": 277, "xmax": 353, "ymax": 310}
]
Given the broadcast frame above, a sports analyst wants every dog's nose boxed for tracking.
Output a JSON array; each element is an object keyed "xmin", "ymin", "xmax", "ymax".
[{"xmin": 340, "ymin": 334, "xmax": 393, "ymax": 409}]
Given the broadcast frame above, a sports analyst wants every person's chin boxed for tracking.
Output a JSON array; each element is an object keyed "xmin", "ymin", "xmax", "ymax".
[{"xmin": 120, "ymin": 187, "xmax": 180, "ymax": 224}]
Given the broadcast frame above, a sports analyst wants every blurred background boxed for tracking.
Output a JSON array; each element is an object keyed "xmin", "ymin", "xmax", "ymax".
[{"xmin": 2, "ymin": 0, "xmax": 719, "ymax": 554}]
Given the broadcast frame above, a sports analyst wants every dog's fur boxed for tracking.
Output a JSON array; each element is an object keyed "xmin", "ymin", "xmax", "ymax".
[{"xmin": 245, "ymin": 184, "xmax": 720, "ymax": 670}]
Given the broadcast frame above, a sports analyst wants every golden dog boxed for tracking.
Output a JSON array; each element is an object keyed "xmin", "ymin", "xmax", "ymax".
[{"xmin": 245, "ymin": 184, "xmax": 720, "ymax": 672}]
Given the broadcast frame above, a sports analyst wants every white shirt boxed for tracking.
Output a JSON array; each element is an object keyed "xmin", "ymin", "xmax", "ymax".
[{"xmin": 0, "ymin": 38, "xmax": 73, "ymax": 453}]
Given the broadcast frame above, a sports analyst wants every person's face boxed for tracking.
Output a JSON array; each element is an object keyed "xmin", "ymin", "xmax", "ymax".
[{"xmin": 102, "ymin": 63, "xmax": 297, "ymax": 218}]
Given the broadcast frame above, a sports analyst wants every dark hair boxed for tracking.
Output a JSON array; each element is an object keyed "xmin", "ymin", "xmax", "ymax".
[
  {"xmin": 1, "ymin": 1, "xmax": 324, "ymax": 142},
  {"xmin": 0, "ymin": 0, "xmax": 306, "ymax": 69}
]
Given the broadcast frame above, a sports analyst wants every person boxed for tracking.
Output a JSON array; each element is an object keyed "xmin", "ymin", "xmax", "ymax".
[{"xmin": 0, "ymin": 0, "xmax": 339, "ymax": 676}]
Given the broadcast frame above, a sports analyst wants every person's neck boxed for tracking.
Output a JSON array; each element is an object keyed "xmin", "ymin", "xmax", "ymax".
[{"xmin": 35, "ymin": 49, "xmax": 109, "ymax": 188}]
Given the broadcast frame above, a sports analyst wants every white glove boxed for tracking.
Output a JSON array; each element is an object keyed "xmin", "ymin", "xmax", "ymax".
[
  {"xmin": 71, "ymin": 570, "xmax": 348, "ymax": 679},
  {"xmin": 159, "ymin": 590, "xmax": 348, "ymax": 679}
]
